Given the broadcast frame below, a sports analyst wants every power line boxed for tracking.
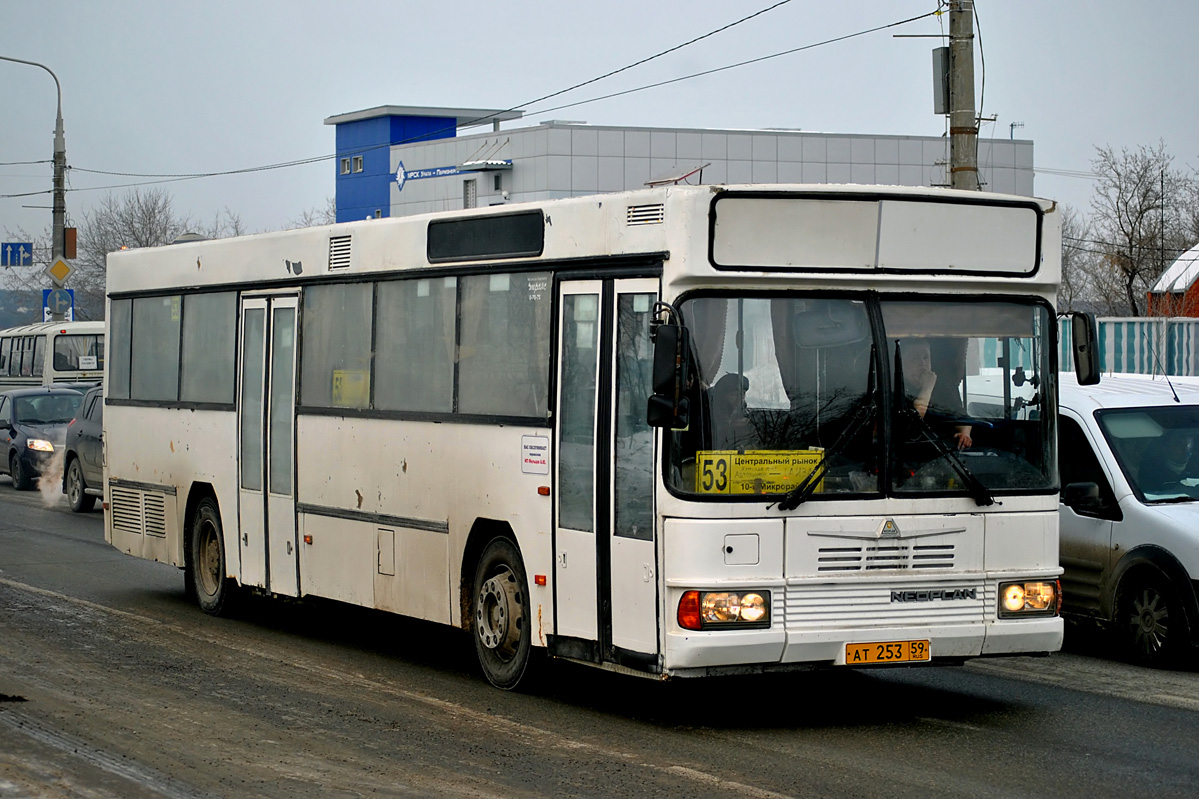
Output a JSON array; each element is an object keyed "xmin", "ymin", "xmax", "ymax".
[
  {"xmin": 39, "ymin": 3, "xmax": 940, "ymax": 195},
  {"xmin": 57, "ymin": 1, "xmax": 797, "ymax": 188},
  {"xmin": 1064, "ymin": 235, "xmax": 1197, "ymax": 259}
]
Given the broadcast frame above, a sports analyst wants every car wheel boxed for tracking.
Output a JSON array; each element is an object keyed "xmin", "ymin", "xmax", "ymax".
[
  {"xmin": 472, "ymin": 536, "xmax": 537, "ymax": 690},
  {"xmin": 187, "ymin": 497, "xmax": 240, "ymax": 616},
  {"xmin": 1117, "ymin": 570, "xmax": 1186, "ymax": 667},
  {"xmin": 66, "ymin": 458, "xmax": 95, "ymax": 512},
  {"xmin": 10, "ymin": 452, "xmax": 32, "ymax": 491}
]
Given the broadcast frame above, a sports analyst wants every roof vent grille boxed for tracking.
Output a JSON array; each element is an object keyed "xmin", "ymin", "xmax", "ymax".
[
  {"xmin": 627, "ymin": 204, "xmax": 665, "ymax": 226},
  {"xmin": 328, "ymin": 235, "xmax": 352, "ymax": 269}
]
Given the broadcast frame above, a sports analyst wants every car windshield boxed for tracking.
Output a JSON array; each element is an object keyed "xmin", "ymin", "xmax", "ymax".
[
  {"xmin": 664, "ymin": 294, "xmax": 1055, "ymax": 501},
  {"xmin": 13, "ymin": 393, "xmax": 83, "ymax": 425},
  {"xmin": 1095, "ymin": 405, "xmax": 1199, "ymax": 502}
]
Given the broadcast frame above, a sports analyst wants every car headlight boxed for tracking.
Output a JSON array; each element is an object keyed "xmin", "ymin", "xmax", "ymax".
[
  {"xmin": 677, "ymin": 590, "xmax": 771, "ymax": 630},
  {"xmin": 998, "ymin": 580, "xmax": 1059, "ymax": 618},
  {"xmin": 26, "ymin": 439, "xmax": 54, "ymax": 453}
]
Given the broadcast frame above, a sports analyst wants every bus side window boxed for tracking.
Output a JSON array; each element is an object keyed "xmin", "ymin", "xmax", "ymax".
[
  {"xmin": 0, "ymin": 337, "xmax": 7, "ymax": 374},
  {"xmin": 19, "ymin": 338, "xmax": 33, "ymax": 377},
  {"xmin": 32, "ymin": 335, "xmax": 45, "ymax": 377}
]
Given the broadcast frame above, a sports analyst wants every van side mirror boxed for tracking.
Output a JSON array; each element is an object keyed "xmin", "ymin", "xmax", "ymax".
[
  {"xmin": 1062, "ymin": 481, "xmax": 1107, "ymax": 516},
  {"xmin": 1070, "ymin": 312, "xmax": 1101, "ymax": 386},
  {"xmin": 647, "ymin": 322, "xmax": 691, "ymax": 429}
]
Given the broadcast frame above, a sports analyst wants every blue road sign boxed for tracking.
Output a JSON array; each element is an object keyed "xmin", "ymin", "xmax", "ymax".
[
  {"xmin": 43, "ymin": 288, "xmax": 74, "ymax": 321},
  {"xmin": 2, "ymin": 242, "xmax": 34, "ymax": 267}
]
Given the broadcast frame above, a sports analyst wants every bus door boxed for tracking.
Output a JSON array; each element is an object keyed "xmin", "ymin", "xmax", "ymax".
[
  {"xmin": 554, "ymin": 278, "xmax": 659, "ymax": 668},
  {"xmin": 237, "ymin": 294, "xmax": 300, "ymax": 597}
]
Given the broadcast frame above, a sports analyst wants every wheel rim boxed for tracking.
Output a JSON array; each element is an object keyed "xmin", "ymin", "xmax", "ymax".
[
  {"xmin": 196, "ymin": 518, "xmax": 222, "ymax": 597},
  {"xmin": 68, "ymin": 462, "xmax": 83, "ymax": 505},
  {"xmin": 475, "ymin": 566, "xmax": 522, "ymax": 661},
  {"xmin": 1129, "ymin": 586, "xmax": 1170, "ymax": 658},
  {"xmin": 11, "ymin": 455, "xmax": 22, "ymax": 487}
]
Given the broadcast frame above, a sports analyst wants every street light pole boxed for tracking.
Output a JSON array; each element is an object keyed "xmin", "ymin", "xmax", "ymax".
[{"xmin": 0, "ymin": 54, "xmax": 66, "ymax": 259}]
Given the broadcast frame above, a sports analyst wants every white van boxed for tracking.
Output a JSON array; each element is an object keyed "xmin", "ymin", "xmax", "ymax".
[{"xmin": 1058, "ymin": 372, "xmax": 1199, "ymax": 667}]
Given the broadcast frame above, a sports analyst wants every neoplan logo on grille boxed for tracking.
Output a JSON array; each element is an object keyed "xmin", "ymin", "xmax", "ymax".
[{"xmin": 890, "ymin": 588, "xmax": 977, "ymax": 602}]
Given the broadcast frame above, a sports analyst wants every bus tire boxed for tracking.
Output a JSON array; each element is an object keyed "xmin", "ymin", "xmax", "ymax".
[
  {"xmin": 66, "ymin": 458, "xmax": 95, "ymax": 512},
  {"xmin": 472, "ymin": 536, "xmax": 534, "ymax": 690},
  {"xmin": 187, "ymin": 497, "xmax": 239, "ymax": 616},
  {"xmin": 1117, "ymin": 569, "xmax": 1184, "ymax": 668},
  {"xmin": 10, "ymin": 453, "xmax": 32, "ymax": 491}
]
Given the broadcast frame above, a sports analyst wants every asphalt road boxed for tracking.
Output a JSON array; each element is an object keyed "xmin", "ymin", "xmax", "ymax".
[{"xmin": 2, "ymin": 483, "xmax": 1198, "ymax": 799}]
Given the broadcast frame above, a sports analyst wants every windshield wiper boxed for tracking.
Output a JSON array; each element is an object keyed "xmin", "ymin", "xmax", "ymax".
[
  {"xmin": 899, "ymin": 404, "xmax": 994, "ymax": 506},
  {"xmin": 778, "ymin": 347, "xmax": 877, "ymax": 512},
  {"xmin": 777, "ymin": 397, "xmax": 876, "ymax": 511}
]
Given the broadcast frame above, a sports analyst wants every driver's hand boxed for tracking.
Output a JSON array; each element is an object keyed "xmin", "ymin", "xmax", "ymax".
[{"xmin": 955, "ymin": 429, "xmax": 973, "ymax": 450}]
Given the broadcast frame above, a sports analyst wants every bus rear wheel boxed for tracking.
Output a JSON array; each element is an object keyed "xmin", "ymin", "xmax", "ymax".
[
  {"xmin": 187, "ymin": 497, "xmax": 239, "ymax": 616},
  {"xmin": 472, "ymin": 537, "xmax": 534, "ymax": 690}
]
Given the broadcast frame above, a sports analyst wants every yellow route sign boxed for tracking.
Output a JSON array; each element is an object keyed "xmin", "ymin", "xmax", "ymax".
[{"xmin": 695, "ymin": 449, "xmax": 825, "ymax": 495}]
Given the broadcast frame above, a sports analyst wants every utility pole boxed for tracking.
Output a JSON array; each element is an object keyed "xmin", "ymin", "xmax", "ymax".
[
  {"xmin": 948, "ymin": 1, "xmax": 978, "ymax": 190},
  {"xmin": 0, "ymin": 55, "xmax": 67, "ymax": 258}
]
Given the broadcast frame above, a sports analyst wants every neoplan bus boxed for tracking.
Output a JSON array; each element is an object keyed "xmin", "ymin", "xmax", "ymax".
[
  {"xmin": 103, "ymin": 184, "xmax": 1099, "ymax": 689},
  {"xmin": 0, "ymin": 321, "xmax": 105, "ymax": 389}
]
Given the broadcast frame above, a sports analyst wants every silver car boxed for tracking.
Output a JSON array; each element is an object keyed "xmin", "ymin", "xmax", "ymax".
[{"xmin": 1058, "ymin": 373, "xmax": 1199, "ymax": 667}]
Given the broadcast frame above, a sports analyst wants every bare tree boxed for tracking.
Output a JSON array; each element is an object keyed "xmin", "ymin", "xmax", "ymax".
[
  {"xmin": 1088, "ymin": 142, "xmax": 1198, "ymax": 316},
  {"xmin": 287, "ymin": 196, "xmax": 337, "ymax": 229},
  {"xmin": 3, "ymin": 188, "xmax": 243, "ymax": 320},
  {"xmin": 1060, "ymin": 203, "xmax": 1097, "ymax": 312}
]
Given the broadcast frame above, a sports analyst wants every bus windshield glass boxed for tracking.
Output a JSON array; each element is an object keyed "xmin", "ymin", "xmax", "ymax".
[{"xmin": 665, "ymin": 294, "xmax": 1055, "ymax": 499}]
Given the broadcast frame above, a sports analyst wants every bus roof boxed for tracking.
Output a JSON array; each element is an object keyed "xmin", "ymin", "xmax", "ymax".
[
  {"xmin": 106, "ymin": 183, "xmax": 1060, "ymax": 296},
  {"xmin": 0, "ymin": 321, "xmax": 105, "ymax": 336}
]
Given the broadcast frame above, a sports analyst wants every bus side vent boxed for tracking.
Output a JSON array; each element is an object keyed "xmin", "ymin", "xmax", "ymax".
[
  {"xmin": 109, "ymin": 486, "xmax": 169, "ymax": 538},
  {"xmin": 626, "ymin": 204, "xmax": 665, "ymax": 226},
  {"xmin": 328, "ymin": 235, "xmax": 352, "ymax": 269},
  {"xmin": 817, "ymin": 543, "xmax": 954, "ymax": 571}
]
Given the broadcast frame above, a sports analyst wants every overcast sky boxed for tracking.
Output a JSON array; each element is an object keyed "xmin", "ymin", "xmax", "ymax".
[{"xmin": 2, "ymin": 0, "xmax": 1196, "ymax": 241}]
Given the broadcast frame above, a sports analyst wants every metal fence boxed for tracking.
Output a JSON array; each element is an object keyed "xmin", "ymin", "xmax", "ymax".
[{"xmin": 1060, "ymin": 317, "xmax": 1199, "ymax": 376}]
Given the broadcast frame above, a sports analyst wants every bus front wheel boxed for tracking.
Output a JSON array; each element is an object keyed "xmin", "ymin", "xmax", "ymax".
[
  {"xmin": 187, "ymin": 497, "xmax": 239, "ymax": 616},
  {"xmin": 472, "ymin": 537, "xmax": 534, "ymax": 690}
]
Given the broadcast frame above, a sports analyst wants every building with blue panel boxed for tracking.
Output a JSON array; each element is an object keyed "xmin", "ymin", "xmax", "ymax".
[
  {"xmin": 324, "ymin": 106, "xmax": 525, "ymax": 223},
  {"xmin": 325, "ymin": 104, "xmax": 1036, "ymax": 222}
]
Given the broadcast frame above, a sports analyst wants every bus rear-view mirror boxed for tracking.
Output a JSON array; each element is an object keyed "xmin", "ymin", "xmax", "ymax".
[{"xmin": 1071, "ymin": 312, "xmax": 1100, "ymax": 386}]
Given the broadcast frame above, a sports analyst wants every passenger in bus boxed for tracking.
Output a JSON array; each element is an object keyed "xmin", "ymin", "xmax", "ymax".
[{"xmin": 901, "ymin": 339, "xmax": 972, "ymax": 449}]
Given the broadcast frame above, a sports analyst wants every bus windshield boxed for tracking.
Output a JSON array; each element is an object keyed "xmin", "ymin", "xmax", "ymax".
[{"xmin": 666, "ymin": 294, "xmax": 1055, "ymax": 500}]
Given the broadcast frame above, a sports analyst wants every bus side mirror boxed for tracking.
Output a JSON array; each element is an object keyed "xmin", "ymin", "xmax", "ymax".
[
  {"xmin": 647, "ymin": 323, "xmax": 691, "ymax": 429},
  {"xmin": 1070, "ymin": 312, "xmax": 1101, "ymax": 386}
]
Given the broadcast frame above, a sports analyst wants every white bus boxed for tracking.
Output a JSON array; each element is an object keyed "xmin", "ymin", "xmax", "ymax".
[
  {"xmin": 103, "ymin": 185, "xmax": 1098, "ymax": 689},
  {"xmin": 0, "ymin": 321, "xmax": 105, "ymax": 389}
]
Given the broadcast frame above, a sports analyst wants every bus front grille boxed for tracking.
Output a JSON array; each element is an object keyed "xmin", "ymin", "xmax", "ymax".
[
  {"xmin": 784, "ymin": 581, "xmax": 990, "ymax": 629},
  {"xmin": 817, "ymin": 543, "xmax": 955, "ymax": 572}
]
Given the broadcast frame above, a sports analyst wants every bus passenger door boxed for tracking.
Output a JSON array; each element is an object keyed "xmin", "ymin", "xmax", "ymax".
[
  {"xmin": 606, "ymin": 280, "xmax": 659, "ymax": 662},
  {"xmin": 237, "ymin": 295, "xmax": 300, "ymax": 597},
  {"xmin": 553, "ymin": 278, "xmax": 659, "ymax": 668},
  {"xmin": 554, "ymin": 282, "xmax": 602, "ymax": 644}
]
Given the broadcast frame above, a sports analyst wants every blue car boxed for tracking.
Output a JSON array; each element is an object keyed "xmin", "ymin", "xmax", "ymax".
[{"xmin": 0, "ymin": 387, "xmax": 84, "ymax": 491}]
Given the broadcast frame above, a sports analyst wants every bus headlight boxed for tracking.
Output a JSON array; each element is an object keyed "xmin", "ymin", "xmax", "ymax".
[
  {"xmin": 998, "ymin": 580, "xmax": 1059, "ymax": 618},
  {"xmin": 677, "ymin": 590, "xmax": 771, "ymax": 630},
  {"xmin": 26, "ymin": 439, "xmax": 54, "ymax": 453}
]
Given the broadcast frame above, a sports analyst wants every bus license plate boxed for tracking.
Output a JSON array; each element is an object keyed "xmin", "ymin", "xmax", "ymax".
[{"xmin": 845, "ymin": 640, "xmax": 931, "ymax": 665}]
